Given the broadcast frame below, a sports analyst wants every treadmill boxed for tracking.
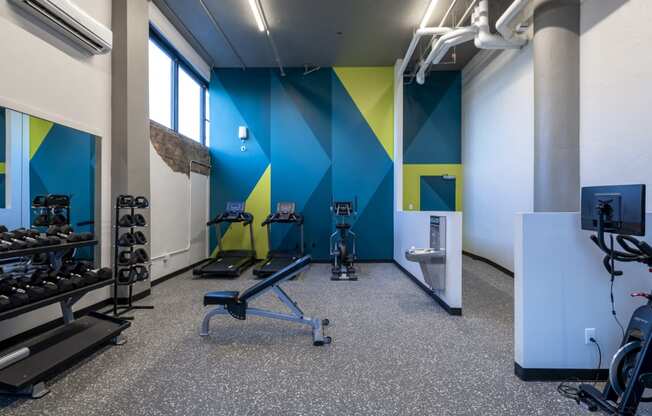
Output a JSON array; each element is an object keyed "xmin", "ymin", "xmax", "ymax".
[
  {"xmin": 253, "ymin": 202, "xmax": 304, "ymax": 279},
  {"xmin": 193, "ymin": 201, "xmax": 256, "ymax": 278}
]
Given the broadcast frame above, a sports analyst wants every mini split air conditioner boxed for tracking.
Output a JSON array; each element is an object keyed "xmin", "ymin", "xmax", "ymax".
[{"xmin": 9, "ymin": 0, "xmax": 112, "ymax": 55}]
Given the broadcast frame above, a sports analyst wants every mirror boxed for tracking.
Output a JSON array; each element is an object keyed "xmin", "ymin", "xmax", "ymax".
[{"xmin": 0, "ymin": 106, "xmax": 98, "ymax": 262}]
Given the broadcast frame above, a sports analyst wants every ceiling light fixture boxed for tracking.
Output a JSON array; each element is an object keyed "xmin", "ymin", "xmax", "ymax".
[
  {"xmin": 248, "ymin": 0, "xmax": 266, "ymax": 32},
  {"xmin": 419, "ymin": 0, "xmax": 440, "ymax": 29}
]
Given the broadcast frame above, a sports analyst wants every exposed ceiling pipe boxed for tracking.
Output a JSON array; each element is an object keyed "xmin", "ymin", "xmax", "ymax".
[
  {"xmin": 415, "ymin": 0, "xmax": 531, "ymax": 84},
  {"xmin": 438, "ymin": 0, "xmax": 461, "ymax": 27},
  {"xmin": 415, "ymin": 26, "xmax": 477, "ymax": 84},
  {"xmin": 474, "ymin": 0, "xmax": 526, "ymax": 49},
  {"xmin": 398, "ymin": 27, "xmax": 453, "ymax": 76},
  {"xmin": 495, "ymin": 0, "xmax": 529, "ymax": 40},
  {"xmin": 456, "ymin": 0, "xmax": 479, "ymax": 27}
]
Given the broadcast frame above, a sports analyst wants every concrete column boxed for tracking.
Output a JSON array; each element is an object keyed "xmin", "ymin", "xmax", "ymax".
[
  {"xmin": 112, "ymin": 0, "xmax": 151, "ymax": 297},
  {"xmin": 532, "ymin": 0, "xmax": 580, "ymax": 212}
]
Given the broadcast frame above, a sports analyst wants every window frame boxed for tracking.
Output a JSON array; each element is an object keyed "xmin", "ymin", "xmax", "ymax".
[{"xmin": 149, "ymin": 26, "xmax": 208, "ymax": 145}]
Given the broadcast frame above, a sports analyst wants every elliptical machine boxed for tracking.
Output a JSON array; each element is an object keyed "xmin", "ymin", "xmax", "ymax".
[
  {"xmin": 573, "ymin": 184, "xmax": 652, "ymax": 415},
  {"xmin": 330, "ymin": 200, "xmax": 357, "ymax": 281}
]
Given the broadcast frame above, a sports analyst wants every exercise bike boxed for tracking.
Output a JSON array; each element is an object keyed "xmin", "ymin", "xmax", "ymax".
[
  {"xmin": 573, "ymin": 185, "xmax": 652, "ymax": 416},
  {"xmin": 330, "ymin": 200, "xmax": 357, "ymax": 281}
]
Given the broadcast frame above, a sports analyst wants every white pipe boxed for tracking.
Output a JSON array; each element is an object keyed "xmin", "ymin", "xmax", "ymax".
[
  {"xmin": 150, "ymin": 160, "xmax": 211, "ymax": 261},
  {"xmin": 416, "ymin": 26, "xmax": 477, "ymax": 84},
  {"xmin": 474, "ymin": 0, "xmax": 526, "ymax": 49},
  {"xmin": 456, "ymin": 0, "xmax": 479, "ymax": 27},
  {"xmin": 496, "ymin": 0, "xmax": 529, "ymax": 40},
  {"xmin": 399, "ymin": 27, "xmax": 453, "ymax": 76},
  {"xmin": 438, "ymin": 0, "xmax": 461, "ymax": 27}
]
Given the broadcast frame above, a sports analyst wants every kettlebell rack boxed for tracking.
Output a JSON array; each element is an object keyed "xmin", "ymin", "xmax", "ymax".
[{"xmin": 112, "ymin": 195, "xmax": 153, "ymax": 320}]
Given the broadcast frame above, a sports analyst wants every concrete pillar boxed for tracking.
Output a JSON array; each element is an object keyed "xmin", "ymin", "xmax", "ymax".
[
  {"xmin": 111, "ymin": 0, "xmax": 151, "ymax": 297},
  {"xmin": 532, "ymin": 0, "xmax": 580, "ymax": 212}
]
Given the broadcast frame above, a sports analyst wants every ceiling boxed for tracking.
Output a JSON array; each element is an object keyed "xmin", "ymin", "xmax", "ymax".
[{"xmin": 152, "ymin": 0, "xmax": 515, "ymax": 73}]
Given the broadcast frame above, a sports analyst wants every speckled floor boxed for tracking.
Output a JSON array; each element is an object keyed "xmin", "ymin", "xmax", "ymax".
[{"xmin": 0, "ymin": 259, "xmax": 580, "ymax": 416}]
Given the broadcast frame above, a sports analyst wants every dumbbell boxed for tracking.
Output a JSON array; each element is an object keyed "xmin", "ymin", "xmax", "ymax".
[
  {"xmin": 11, "ymin": 275, "xmax": 47, "ymax": 302},
  {"xmin": 0, "ymin": 278, "xmax": 29, "ymax": 308},
  {"xmin": 47, "ymin": 225, "xmax": 93, "ymax": 243},
  {"xmin": 40, "ymin": 270, "xmax": 75, "ymax": 293},
  {"xmin": 24, "ymin": 271, "xmax": 59, "ymax": 297},
  {"xmin": 97, "ymin": 267, "xmax": 113, "ymax": 281},
  {"xmin": 0, "ymin": 294, "xmax": 11, "ymax": 312},
  {"xmin": 13, "ymin": 228, "xmax": 54, "ymax": 246}
]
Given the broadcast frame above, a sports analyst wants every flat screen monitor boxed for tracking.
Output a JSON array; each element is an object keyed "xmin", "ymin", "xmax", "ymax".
[{"xmin": 581, "ymin": 184, "xmax": 645, "ymax": 236}]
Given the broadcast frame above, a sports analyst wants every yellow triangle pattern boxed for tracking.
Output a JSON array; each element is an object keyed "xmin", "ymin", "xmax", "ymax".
[
  {"xmin": 216, "ymin": 164, "xmax": 271, "ymax": 259},
  {"xmin": 29, "ymin": 116, "xmax": 54, "ymax": 160},
  {"xmin": 333, "ymin": 67, "xmax": 394, "ymax": 160}
]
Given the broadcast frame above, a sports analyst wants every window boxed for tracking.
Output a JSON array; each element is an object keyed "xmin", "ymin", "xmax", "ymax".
[
  {"xmin": 148, "ymin": 39, "xmax": 173, "ymax": 128},
  {"xmin": 148, "ymin": 29, "xmax": 208, "ymax": 145},
  {"xmin": 178, "ymin": 67, "xmax": 202, "ymax": 142},
  {"xmin": 204, "ymin": 89, "xmax": 210, "ymax": 147}
]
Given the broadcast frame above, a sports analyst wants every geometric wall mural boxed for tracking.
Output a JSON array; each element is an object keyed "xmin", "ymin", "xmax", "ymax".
[
  {"xmin": 403, "ymin": 71, "xmax": 462, "ymax": 211},
  {"xmin": 29, "ymin": 116, "xmax": 96, "ymax": 258},
  {"xmin": 210, "ymin": 67, "xmax": 394, "ymax": 261}
]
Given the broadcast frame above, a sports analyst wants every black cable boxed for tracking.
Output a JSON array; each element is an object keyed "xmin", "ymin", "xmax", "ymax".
[
  {"xmin": 590, "ymin": 337, "xmax": 602, "ymax": 386},
  {"xmin": 557, "ymin": 379, "xmax": 581, "ymax": 403},
  {"xmin": 609, "ymin": 235, "xmax": 626, "ymax": 338}
]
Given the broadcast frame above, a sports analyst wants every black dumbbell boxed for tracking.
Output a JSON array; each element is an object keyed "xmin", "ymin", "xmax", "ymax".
[
  {"xmin": 134, "ymin": 248, "xmax": 149, "ymax": 264},
  {"xmin": 133, "ymin": 265, "xmax": 149, "ymax": 282},
  {"xmin": 117, "ymin": 195, "xmax": 134, "ymax": 208},
  {"xmin": 13, "ymin": 276, "xmax": 47, "ymax": 302},
  {"xmin": 118, "ymin": 214, "xmax": 135, "ymax": 228},
  {"xmin": 134, "ymin": 196, "xmax": 149, "ymax": 208},
  {"xmin": 133, "ymin": 231, "xmax": 147, "ymax": 245},
  {"xmin": 0, "ymin": 294, "xmax": 11, "ymax": 312},
  {"xmin": 117, "ymin": 268, "xmax": 136, "ymax": 284},
  {"xmin": 117, "ymin": 233, "xmax": 136, "ymax": 247},
  {"xmin": 134, "ymin": 214, "xmax": 147, "ymax": 227}
]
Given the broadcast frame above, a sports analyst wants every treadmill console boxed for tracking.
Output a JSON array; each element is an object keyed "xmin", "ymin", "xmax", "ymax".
[
  {"xmin": 277, "ymin": 202, "xmax": 295, "ymax": 221},
  {"xmin": 226, "ymin": 201, "xmax": 245, "ymax": 214},
  {"xmin": 333, "ymin": 202, "xmax": 353, "ymax": 217}
]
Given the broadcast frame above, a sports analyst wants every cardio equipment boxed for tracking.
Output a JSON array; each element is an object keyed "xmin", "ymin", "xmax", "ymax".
[
  {"xmin": 253, "ymin": 202, "xmax": 304, "ymax": 279},
  {"xmin": 330, "ymin": 200, "xmax": 357, "ymax": 281},
  {"xmin": 570, "ymin": 184, "xmax": 652, "ymax": 416},
  {"xmin": 193, "ymin": 201, "xmax": 256, "ymax": 278}
]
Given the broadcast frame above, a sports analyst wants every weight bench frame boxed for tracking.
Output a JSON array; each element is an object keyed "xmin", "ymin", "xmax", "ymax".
[{"xmin": 200, "ymin": 256, "xmax": 331, "ymax": 346}]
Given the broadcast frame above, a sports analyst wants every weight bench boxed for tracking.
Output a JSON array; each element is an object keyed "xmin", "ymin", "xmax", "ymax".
[{"xmin": 200, "ymin": 255, "xmax": 332, "ymax": 346}]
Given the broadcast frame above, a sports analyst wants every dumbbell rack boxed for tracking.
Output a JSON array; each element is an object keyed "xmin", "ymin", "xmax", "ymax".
[
  {"xmin": 31, "ymin": 196, "xmax": 70, "ymax": 228},
  {"xmin": 112, "ymin": 197, "xmax": 153, "ymax": 320},
  {"xmin": 0, "ymin": 240, "xmax": 130, "ymax": 399}
]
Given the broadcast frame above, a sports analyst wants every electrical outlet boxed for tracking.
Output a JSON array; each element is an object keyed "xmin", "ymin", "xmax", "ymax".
[{"xmin": 585, "ymin": 328, "xmax": 596, "ymax": 345}]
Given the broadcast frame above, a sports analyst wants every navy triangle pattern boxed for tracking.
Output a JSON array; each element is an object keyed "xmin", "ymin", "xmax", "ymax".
[{"xmin": 210, "ymin": 68, "xmax": 394, "ymax": 260}]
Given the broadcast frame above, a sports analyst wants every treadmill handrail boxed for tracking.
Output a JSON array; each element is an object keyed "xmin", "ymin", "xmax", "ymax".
[
  {"xmin": 207, "ymin": 212, "xmax": 254, "ymax": 226},
  {"xmin": 261, "ymin": 212, "xmax": 304, "ymax": 226}
]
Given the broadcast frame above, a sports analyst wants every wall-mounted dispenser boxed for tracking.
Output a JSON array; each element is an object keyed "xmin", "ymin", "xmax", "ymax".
[
  {"xmin": 405, "ymin": 215, "xmax": 447, "ymax": 291},
  {"xmin": 239, "ymin": 126, "xmax": 248, "ymax": 152}
]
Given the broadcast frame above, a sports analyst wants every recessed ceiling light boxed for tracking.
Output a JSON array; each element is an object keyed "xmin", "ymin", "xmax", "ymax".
[
  {"xmin": 248, "ymin": 0, "xmax": 265, "ymax": 32},
  {"xmin": 419, "ymin": 0, "xmax": 440, "ymax": 29},
  {"xmin": 336, "ymin": 31, "xmax": 343, "ymax": 35}
]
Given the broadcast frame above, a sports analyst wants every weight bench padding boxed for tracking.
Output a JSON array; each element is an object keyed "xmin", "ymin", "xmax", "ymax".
[
  {"xmin": 200, "ymin": 255, "xmax": 331, "ymax": 346},
  {"xmin": 203, "ymin": 291, "xmax": 239, "ymax": 306}
]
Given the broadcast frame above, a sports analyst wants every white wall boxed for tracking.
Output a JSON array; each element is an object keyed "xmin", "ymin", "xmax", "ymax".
[
  {"xmin": 148, "ymin": 1, "xmax": 211, "ymax": 82},
  {"xmin": 147, "ymin": 3, "xmax": 211, "ymax": 280},
  {"xmin": 149, "ymin": 148, "xmax": 208, "ymax": 281},
  {"xmin": 580, "ymin": 0, "xmax": 652, "ymax": 207},
  {"xmin": 0, "ymin": 0, "xmax": 113, "ymax": 341},
  {"xmin": 515, "ymin": 212, "xmax": 652, "ymax": 369},
  {"xmin": 394, "ymin": 211, "xmax": 463, "ymax": 310},
  {"xmin": 461, "ymin": 46, "xmax": 534, "ymax": 271}
]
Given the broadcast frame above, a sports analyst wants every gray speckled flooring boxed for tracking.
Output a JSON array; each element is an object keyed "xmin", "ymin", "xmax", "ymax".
[{"xmin": 0, "ymin": 259, "xmax": 579, "ymax": 416}]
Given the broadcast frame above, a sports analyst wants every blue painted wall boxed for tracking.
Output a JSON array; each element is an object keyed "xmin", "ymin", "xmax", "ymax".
[
  {"xmin": 210, "ymin": 68, "xmax": 394, "ymax": 261},
  {"xmin": 30, "ymin": 123, "xmax": 95, "ymax": 258}
]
